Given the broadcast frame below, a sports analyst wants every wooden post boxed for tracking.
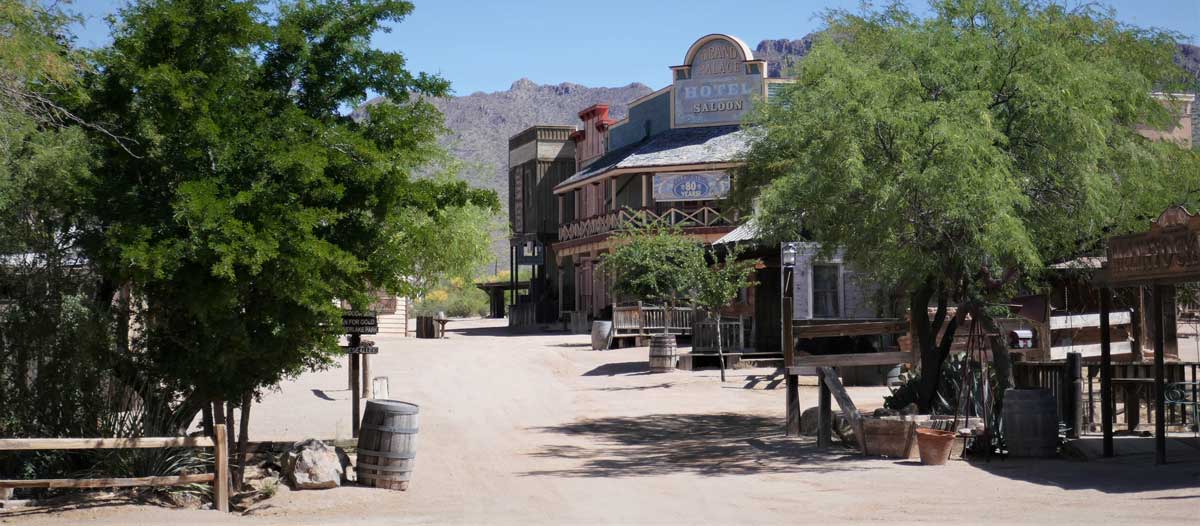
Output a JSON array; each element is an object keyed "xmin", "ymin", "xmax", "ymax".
[
  {"xmin": 1066, "ymin": 352, "xmax": 1082, "ymax": 439},
  {"xmin": 818, "ymin": 366, "xmax": 866, "ymax": 454},
  {"xmin": 817, "ymin": 368, "xmax": 832, "ymax": 447},
  {"xmin": 1100, "ymin": 288, "xmax": 1114, "ymax": 457},
  {"xmin": 213, "ymin": 424, "xmax": 229, "ymax": 513},
  {"xmin": 349, "ymin": 333, "xmax": 361, "ymax": 439},
  {"xmin": 783, "ymin": 270, "xmax": 800, "ymax": 436},
  {"xmin": 1153, "ymin": 284, "xmax": 1167, "ymax": 465},
  {"xmin": 362, "ymin": 354, "xmax": 372, "ymax": 399},
  {"xmin": 1132, "ymin": 287, "xmax": 1145, "ymax": 361}
]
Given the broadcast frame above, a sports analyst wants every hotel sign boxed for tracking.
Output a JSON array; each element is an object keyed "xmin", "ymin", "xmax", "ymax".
[
  {"xmin": 652, "ymin": 172, "xmax": 731, "ymax": 202},
  {"xmin": 1106, "ymin": 206, "xmax": 1200, "ymax": 285},
  {"xmin": 673, "ymin": 35, "xmax": 765, "ymax": 127}
]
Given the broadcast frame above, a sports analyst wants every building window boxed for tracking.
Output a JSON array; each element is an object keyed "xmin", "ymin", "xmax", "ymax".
[{"xmin": 812, "ymin": 264, "xmax": 840, "ymax": 318}]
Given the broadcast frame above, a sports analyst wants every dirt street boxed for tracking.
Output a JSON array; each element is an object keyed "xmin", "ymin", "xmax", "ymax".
[{"xmin": 4, "ymin": 318, "xmax": 1199, "ymax": 525}]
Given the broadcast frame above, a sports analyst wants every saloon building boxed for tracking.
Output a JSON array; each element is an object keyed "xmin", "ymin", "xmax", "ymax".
[{"xmin": 506, "ymin": 34, "xmax": 801, "ymax": 345}]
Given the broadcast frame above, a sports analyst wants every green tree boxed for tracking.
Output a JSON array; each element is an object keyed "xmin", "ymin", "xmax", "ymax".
[
  {"xmin": 604, "ymin": 223, "xmax": 705, "ymax": 335},
  {"xmin": 692, "ymin": 244, "xmax": 759, "ymax": 382},
  {"xmin": 71, "ymin": 0, "xmax": 496, "ymax": 484},
  {"xmin": 741, "ymin": 0, "xmax": 1200, "ymax": 411}
]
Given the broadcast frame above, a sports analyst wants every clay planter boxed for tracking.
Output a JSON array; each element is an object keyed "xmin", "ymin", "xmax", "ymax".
[{"xmin": 915, "ymin": 428, "xmax": 956, "ymax": 465}]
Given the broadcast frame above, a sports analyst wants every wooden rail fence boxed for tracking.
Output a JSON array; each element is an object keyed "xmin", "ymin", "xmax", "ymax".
[{"xmin": 0, "ymin": 424, "xmax": 230, "ymax": 512}]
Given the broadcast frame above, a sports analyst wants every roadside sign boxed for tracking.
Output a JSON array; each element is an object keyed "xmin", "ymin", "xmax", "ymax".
[
  {"xmin": 341, "ymin": 311, "xmax": 378, "ymax": 334},
  {"xmin": 342, "ymin": 344, "xmax": 379, "ymax": 355}
]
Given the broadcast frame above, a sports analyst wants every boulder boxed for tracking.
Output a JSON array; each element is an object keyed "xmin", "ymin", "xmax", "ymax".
[
  {"xmin": 283, "ymin": 439, "xmax": 344, "ymax": 489},
  {"xmin": 799, "ymin": 406, "xmax": 854, "ymax": 439}
]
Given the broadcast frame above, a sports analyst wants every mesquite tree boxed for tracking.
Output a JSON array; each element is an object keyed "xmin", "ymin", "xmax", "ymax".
[
  {"xmin": 74, "ymin": 0, "xmax": 497, "ymax": 487},
  {"xmin": 692, "ymin": 244, "xmax": 759, "ymax": 382},
  {"xmin": 741, "ymin": 0, "xmax": 1200, "ymax": 411},
  {"xmin": 604, "ymin": 223, "xmax": 704, "ymax": 335}
]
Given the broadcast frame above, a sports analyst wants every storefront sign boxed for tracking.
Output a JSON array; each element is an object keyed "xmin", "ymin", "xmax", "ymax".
[
  {"xmin": 341, "ymin": 311, "xmax": 379, "ymax": 335},
  {"xmin": 673, "ymin": 36, "xmax": 764, "ymax": 127},
  {"xmin": 652, "ymin": 172, "xmax": 731, "ymax": 201},
  {"xmin": 1106, "ymin": 206, "xmax": 1200, "ymax": 285}
]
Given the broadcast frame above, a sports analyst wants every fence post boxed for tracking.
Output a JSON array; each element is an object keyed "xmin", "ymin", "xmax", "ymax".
[
  {"xmin": 1066, "ymin": 352, "xmax": 1083, "ymax": 439},
  {"xmin": 213, "ymin": 424, "xmax": 230, "ymax": 513}
]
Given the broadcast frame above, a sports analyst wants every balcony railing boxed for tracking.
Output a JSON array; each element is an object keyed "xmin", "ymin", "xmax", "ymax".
[{"xmin": 558, "ymin": 206, "xmax": 736, "ymax": 242}]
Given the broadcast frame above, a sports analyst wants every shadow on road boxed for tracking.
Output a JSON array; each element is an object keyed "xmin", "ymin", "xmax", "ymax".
[
  {"xmin": 968, "ymin": 455, "xmax": 1200, "ymax": 494},
  {"xmin": 0, "ymin": 496, "xmax": 138, "ymax": 519},
  {"xmin": 581, "ymin": 362, "xmax": 652, "ymax": 376},
  {"xmin": 523, "ymin": 412, "xmax": 870, "ymax": 477},
  {"xmin": 589, "ymin": 382, "xmax": 675, "ymax": 392}
]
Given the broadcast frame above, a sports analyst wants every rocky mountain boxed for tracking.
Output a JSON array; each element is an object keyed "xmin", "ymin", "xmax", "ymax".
[
  {"xmin": 755, "ymin": 35, "xmax": 819, "ymax": 77},
  {"xmin": 429, "ymin": 79, "xmax": 653, "ymax": 199}
]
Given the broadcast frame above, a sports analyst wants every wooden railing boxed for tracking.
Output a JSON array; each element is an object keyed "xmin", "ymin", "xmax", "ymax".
[
  {"xmin": 613, "ymin": 303, "xmax": 694, "ymax": 337},
  {"xmin": 558, "ymin": 206, "xmax": 736, "ymax": 242},
  {"xmin": 1014, "ymin": 359, "xmax": 1200, "ymax": 433},
  {"xmin": 692, "ymin": 318, "xmax": 747, "ymax": 354},
  {"xmin": 0, "ymin": 424, "xmax": 230, "ymax": 512}
]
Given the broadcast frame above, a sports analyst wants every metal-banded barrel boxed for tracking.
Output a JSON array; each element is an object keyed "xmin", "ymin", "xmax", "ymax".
[
  {"xmin": 356, "ymin": 400, "xmax": 419, "ymax": 490},
  {"xmin": 648, "ymin": 334, "xmax": 677, "ymax": 373},
  {"xmin": 591, "ymin": 321, "xmax": 613, "ymax": 350}
]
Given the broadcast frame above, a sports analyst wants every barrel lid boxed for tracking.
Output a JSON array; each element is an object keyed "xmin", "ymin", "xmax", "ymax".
[{"xmin": 366, "ymin": 399, "xmax": 420, "ymax": 414}]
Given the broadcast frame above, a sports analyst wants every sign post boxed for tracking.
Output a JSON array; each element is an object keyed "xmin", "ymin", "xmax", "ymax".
[{"xmin": 340, "ymin": 311, "xmax": 378, "ymax": 438}]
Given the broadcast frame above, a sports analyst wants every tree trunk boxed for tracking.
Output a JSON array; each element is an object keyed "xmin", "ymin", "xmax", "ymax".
[
  {"xmin": 225, "ymin": 400, "xmax": 235, "ymax": 468},
  {"xmin": 975, "ymin": 308, "xmax": 1014, "ymax": 429},
  {"xmin": 201, "ymin": 403, "xmax": 214, "ymax": 438},
  {"xmin": 911, "ymin": 278, "xmax": 967, "ymax": 412},
  {"xmin": 211, "ymin": 400, "xmax": 225, "ymax": 434},
  {"xmin": 235, "ymin": 391, "xmax": 251, "ymax": 491},
  {"xmin": 714, "ymin": 314, "xmax": 726, "ymax": 382}
]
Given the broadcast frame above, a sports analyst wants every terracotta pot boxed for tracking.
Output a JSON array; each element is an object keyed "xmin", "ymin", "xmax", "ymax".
[{"xmin": 915, "ymin": 428, "xmax": 956, "ymax": 465}]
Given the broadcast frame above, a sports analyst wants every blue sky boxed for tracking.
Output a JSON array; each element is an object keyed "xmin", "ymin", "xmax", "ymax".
[{"xmin": 69, "ymin": 0, "xmax": 1200, "ymax": 95}]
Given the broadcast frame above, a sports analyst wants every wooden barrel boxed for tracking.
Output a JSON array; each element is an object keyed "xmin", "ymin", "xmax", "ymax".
[
  {"xmin": 356, "ymin": 399, "xmax": 419, "ymax": 490},
  {"xmin": 415, "ymin": 316, "xmax": 435, "ymax": 338},
  {"xmin": 591, "ymin": 321, "xmax": 613, "ymax": 350},
  {"xmin": 1003, "ymin": 388, "xmax": 1058, "ymax": 458},
  {"xmin": 648, "ymin": 334, "xmax": 677, "ymax": 373}
]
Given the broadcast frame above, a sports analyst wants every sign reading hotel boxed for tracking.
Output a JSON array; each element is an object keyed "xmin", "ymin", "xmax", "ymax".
[
  {"xmin": 1106, "ymin": 206, "xmax": 1200, "ymax": 285},
  {"xmin": 652, "ymin": 172, "xmax": 731, "ymax": 201},
  {"xmin": 672, "ymin": 34, "xmax": 765, "ymax": 127}
]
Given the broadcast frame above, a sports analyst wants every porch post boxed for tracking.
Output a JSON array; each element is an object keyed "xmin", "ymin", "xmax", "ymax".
[
  {"xmin": 1153, "ymin": 284, "xmax": 1167, "ymax": 465},
  {"xmin": 1100, "ymin": 287, "xmax": 1114, "ymax": 457}
]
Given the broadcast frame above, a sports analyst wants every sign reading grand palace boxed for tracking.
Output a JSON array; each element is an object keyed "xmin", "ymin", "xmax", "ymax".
[
  {"xmin": 1106, "ymin": 206, "xmax": 1200, "ymax": 286},
  {"xmin": 652, "ymin": 172, "xmax": 731, "ymax": 201},
  {"xmin": 672, "ymin": 34, "xmax": 765, "ymax": 127}
]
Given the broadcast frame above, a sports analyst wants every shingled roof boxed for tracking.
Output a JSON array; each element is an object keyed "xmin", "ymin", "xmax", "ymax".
[{"xmin": 554, "ymin": 125, "xmax": 750, "ymax": 192}]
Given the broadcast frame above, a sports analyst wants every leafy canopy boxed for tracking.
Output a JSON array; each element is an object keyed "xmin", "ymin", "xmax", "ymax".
[
  {"xmin": 741, "ymin": 0, "xmax": 1200, "ymax": 298},
  {"xmin": 77, "ymin": 0, "xmax": 497, "ymax": 405},
  {"xmin": 604, "ymin": 223, "xmax": 705, "ymax": 308}
]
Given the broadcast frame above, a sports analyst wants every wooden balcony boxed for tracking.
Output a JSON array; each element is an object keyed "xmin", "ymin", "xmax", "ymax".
[{"xmin": 558, "ymin": 206, "xmax": 736, "ymax": 242}]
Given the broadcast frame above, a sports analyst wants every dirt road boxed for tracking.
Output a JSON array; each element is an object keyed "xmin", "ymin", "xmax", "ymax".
[{"xmin": 5, "ymin": 318, "xmax": 1199, "ymax": 525}]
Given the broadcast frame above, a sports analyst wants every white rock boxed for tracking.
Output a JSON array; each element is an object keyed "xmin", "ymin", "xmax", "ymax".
[{"xmin": 283, "ymin": 439, "xmax": 344, "ymax": 490}]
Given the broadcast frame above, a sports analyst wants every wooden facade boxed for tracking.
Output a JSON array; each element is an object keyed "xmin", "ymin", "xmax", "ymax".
[{"xmin": 507, "ymin": 126, "xmax": 576, "ymax": 326}]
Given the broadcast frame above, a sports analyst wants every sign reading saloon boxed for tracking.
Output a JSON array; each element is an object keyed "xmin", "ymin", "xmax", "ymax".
[
  {"xmin": 652, "ymin": 172, "xmax": 731, "ymax": 202},
  {"xmin": 1106, "ymin": 206, "xmax": 1200, "ymax": 285},
  {"xmin": 672, "ymin": 35, "xmax": 765, "ymax": 127}
]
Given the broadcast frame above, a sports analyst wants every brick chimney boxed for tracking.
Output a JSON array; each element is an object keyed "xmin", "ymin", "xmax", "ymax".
[{"xmin": 571, "ymin": 104, "xmax": 616, "ymax": 170}]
